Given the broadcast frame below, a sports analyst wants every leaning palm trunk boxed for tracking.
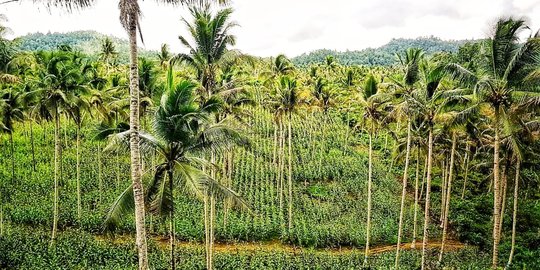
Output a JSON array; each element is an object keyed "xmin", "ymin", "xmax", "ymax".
[
  {"xmin": 364, "ymin": 123, "xmax": 374, "ymax": 266},
  {"xmin": 127, "ymin": 15, "xmax": 149, "ymax": 270},
  {"xmin": 411, "ymin": 147, "xmax": 421, "ymax": 248},
  {"xmin": 421, "ymin": 127, "xmax": 434, "ymax": 270},
  {"xmin": 506, "ymin": 160, "xmax": 520, "ymax": 269},
  {"xmin": 492, "ymin": 109, "xmax": 502, "ymax": 269},
  {"xmin": 395, "ymin": 120, "xmax": 412, "ymax": 268},
  {"xmin": 440, "ymin": 159, "xmax": 447, "ymax": 225},
  {"xmin": 438, "ymin": 132, "xmax": 457, "ymax": 263},
  {"xmin": 51, "ymin": 111, "xmax": 60, "ymax": 242},
  {"xmin": 461, "ymin": 144, "xmax": 470, "ymax": 199}
]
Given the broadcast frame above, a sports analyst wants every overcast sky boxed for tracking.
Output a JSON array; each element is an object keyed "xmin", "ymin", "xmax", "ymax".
[{"xmin": 1, "ymin": 0, "xmax": 539, "ymax": 57}]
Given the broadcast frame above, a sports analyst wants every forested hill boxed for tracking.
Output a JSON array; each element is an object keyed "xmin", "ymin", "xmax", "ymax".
[
  {"xmin": 13, "ymin": 30, "xmax": 157, "ymax": 63},
  {"xmin": 292, "ymin": 37, "xmax": 471, "ymax": 66}
]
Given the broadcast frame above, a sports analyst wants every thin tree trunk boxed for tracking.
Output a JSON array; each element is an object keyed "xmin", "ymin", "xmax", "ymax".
[
  {"xmin": 168, "ymin": 170, "xmax": 176, "ymax": 270},
  {"xmin": 9, "ymin": 132, "xmax": 15, "ymax": 183},
  {"xmin": 506, "ymin": 160, "xmax": 520, "ymax": 269},
  {"xmin": 421, "ymin": 127, "xmax": 434, "ymax": 270},
  {"xmin": 51, "ymin": 112, "xmax": 60, "ymax": 243},
  {"xmin": 492, "ymin": 109, "xmax": 501, "ymax": 269},
  {"xmin": 76, "ymin": 125, "xmax": 81, "ymax": 221},
  {"xmin": 287, "ymin": 113, "xmax": 293, "ymax": 231},
  {"xmin": 278, "ymin": 119, "xmax": 284, "ymax": 225},
  {"xmin": 461, "ymin": 143, "xmax": 470, "ymax": 199},
  {"xmin": 127, "ymin": 17, "xmax": 149, "ymax": 270},
  {"xmin": 30, "ymin": 121, "xmax": 36, "ymax": 172},
  {"xmin": 395, "ymin": 120, "xmax": 412, "ymax": 269},
  {"xmin": 498, "ymin": 164, "xmax": 508, "ymax": 240},
  {"xmin": 204, "ymin": 192, "xmax": 210, "ymax": 270},
  {"xmin": 98, "ymin": 143, "xmax": 102, "ymax": 204},
  {"xmin": 440, "ymin": 159, "xmax": 447, "ymax": 225},
  {"xmin": 364, "ymin": 123, "xmax": 374, "ymax": 266},
  {"xmin": 209, "ymin": 152, "xmax": 216, "ymax": 270},
  {"xmin": 411, "ymin": 147, "xmax": 421, "ymax": 248},
  {"xmin": 419, "ymin": 156, "xmax": 428, "ymax": 202},
  {"xmin": 439, "ymin": 132, "xmax": 457, "ymax": 263}
]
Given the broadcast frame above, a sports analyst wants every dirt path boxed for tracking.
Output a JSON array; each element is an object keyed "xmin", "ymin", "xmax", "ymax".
[{"xmin": 147, "ymin": 236, "xmax": 466, "ymax": 255}]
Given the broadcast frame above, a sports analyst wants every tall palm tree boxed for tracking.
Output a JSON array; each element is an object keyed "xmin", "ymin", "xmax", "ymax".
[
  {"xmin": 447, "ymin": 17, "xmax": 540, "ymax": 268},
  {"xmin": 32, "ymin": 50, "xmax": 87, "ymax": 242},
  {"xmin": 392, "ymin": 48, "xmax": 424, "ymax": 269},
  {"xmin": 0, "ymin": 89, "xmax": 24, "ymax": 185},
  {"xmin": 172, "ymin": 4, "xmax": 236, "ymax": 99},
  {"xmin": 171, "ymin": 5, "xmax": 238, "ymax": 268},
  {"xmin": 358, "ymin": 73, "xmax": 392, "ymax": 266},
  {"xmin": 28, "ymin": 1, "xmax": 229, "ymax": 268},
  {"xmin": 272, "ymin": 76, "xmax": 300, "ymax": 231},
  {"xmin": 104, "ymin": 71, "xmax": 249, "ymax": 270},
  {"xmin": 98, "ymin": 37, "xmax": 118, "ymax": 70},
  {"xmin": 157, "ymin": 43, "xmax": 172, "ymax": 70}
]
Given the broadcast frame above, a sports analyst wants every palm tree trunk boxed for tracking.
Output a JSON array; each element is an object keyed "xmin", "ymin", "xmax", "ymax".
[
  {"xmin": 498, "ymin": 164, "xmax": 508, "ymax": 240},
  {"xmin": 439, "ymin": 132, "xmax": 457, "ymax": 263},
  {"xmin": 507, "ymin": 160, "xmax": 520, "ymax": 268},
  {"xmin": 30, "ymin": 120, "xmax": 36, "ymax": 172},
  {"xmin": 168, "ymin": 169, "xmax": 176, "ymax": 270},
  {"xmin": 209, "ymin": 152, "xmax": 216, "ymax": 270},
  {"xmin": 461, "ymin": 143, "xmax": 470, "ymax": 199},
  {"xmin": 364, "ymin": 123, "xmax": 374, "ymax": 266},
  {"xmin": 204, "ymin": 192, "xmax": 210, "ymax": 269},
  {"xmin": 419, "ymin": 156, "xmax": 428, "ymax": 203},
  {"xmin": 440, "ymin": 159, "xmax": 447, "ymax": 225},
  {"xmin": 76, "ymin": 124, "xmax": 81, "ymax": 221},
  {"xmin": 492, "ymin": 108, "xmax": 501, "ymax": 269},
  {"xmin": 411, "ymin": 147, "xmax": 421, "ymax": 248},
  {"xmin": 287, "ymin": 112, "xmax": 293, "ymax": 231},
  {"xmin": 9, "ymin": 132, "xmax": 15, "ymax": 183},
  {"xmin": 395, "ymin": 120, "xmax": 412, "ymax": 269},
  {"xmin": 278, "ymin": 118, "xmax": 284, "ymax": 225},
  {"xmin": 421, "ymin": 127, "xmax": 434, "ymax": 270},
  {"xmin": 51, "ymin": 112, "xmax": 60, "ymax": 243},
  {"xmin": 272, "ymin": 122, "xmax": 278, "ymax": 166},
  {"xmin": 127, "ymin": 16, "xmax": 149, "ymax": 270},
  {"xmin": 98, "ymin": 143, "xmax": 102, "ymax": 204}
]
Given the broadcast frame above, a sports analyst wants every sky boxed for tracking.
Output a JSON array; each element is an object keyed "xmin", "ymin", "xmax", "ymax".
[{"xmin": 1, "ymin": 0, "xmax": 539, "ymax": 57}]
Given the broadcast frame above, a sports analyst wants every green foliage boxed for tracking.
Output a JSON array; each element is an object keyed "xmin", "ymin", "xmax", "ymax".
[{"xmin": 292, "ymin": 37, "xmax": 468, "ymax": 67}]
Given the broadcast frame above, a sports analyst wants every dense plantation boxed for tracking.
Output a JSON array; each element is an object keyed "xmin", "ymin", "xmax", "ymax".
[{"xmin": 1, "ymin": 1, "xmax": 540, "ymax": 270}]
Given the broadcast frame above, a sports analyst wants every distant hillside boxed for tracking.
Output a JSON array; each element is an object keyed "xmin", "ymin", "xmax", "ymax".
[
  {"xmin": 13, "ymin": 30, "xmax": 157, "ymax": 63},
  {"xmin": 292, "ymin": 36, "xmax": 471, "ymax": 67}
]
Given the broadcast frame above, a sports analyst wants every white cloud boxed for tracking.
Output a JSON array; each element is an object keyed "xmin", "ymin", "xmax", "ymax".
[{"xmin": 1, "ymin": 0, "xmax": 538, "ymax": 57}]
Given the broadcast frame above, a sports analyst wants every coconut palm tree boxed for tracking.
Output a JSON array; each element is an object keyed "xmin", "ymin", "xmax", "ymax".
[
  {"xmin": 99, "ymin": 37, "xmax": 118, "ymax": 70},
  {"xmin": 0, "ymin": 89, "xmax": 24, "ymax": 184},
  {"xmin": 157, "ymin": 43, "xmax": 172, "ymax": 71},
  {"xmin": 27, "ymin": 1, "xmax": 230, "ymax": 268},
  {"xmin": 447, "ymin": 17, "xmax": 540, "ymax": 268},
  {"xmin": 271, "ymin": 76, "xmax": 300, "ymax": 231},
  {"xmin": 357, "ymin": 73, "xmax": 392, "ymax": 266},
  {"xmin": 406, "ymin": 57, "xmax": 448, "ymax": 270},
  {"xmin": 172, "ymin": 4, "xmax": 236, "ymax": 99},
  {"xmin": 32, "ymin": 50, "xmax": 87, "ymax": 242},
  {"xmin": 104, "ymin": 70, "xmax": 249, "ymax": 270},
  {"xmin": 391, "ymin": 48, "xmax": 424, "ymax": 269}
]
